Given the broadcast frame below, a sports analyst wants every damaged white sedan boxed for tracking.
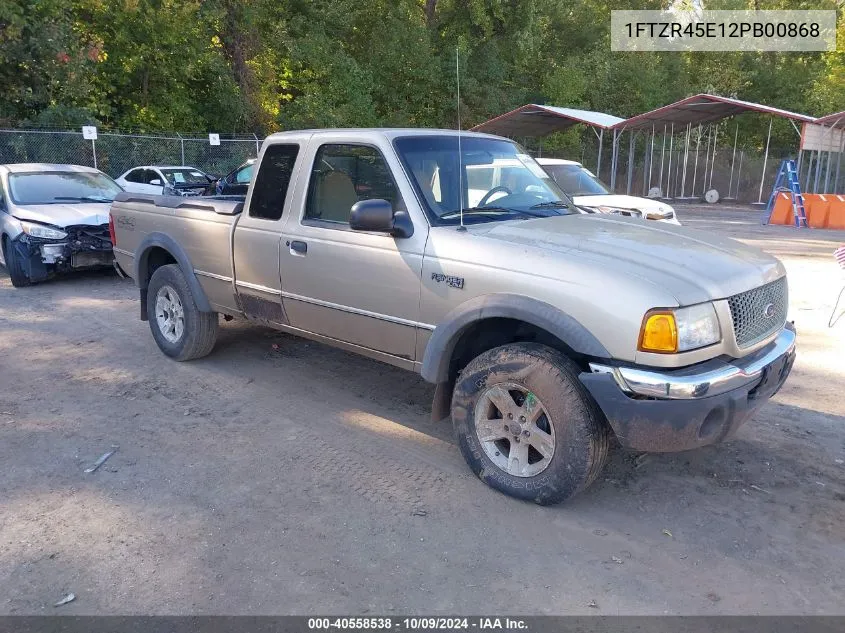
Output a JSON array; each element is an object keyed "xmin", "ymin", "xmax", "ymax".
[{"xmin": 0, "ymin": 163, "xmax": 121, "ymax": 287}]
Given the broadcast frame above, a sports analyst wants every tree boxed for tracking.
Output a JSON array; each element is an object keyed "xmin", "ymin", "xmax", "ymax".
[{"xmin": 0, "ymin": 0, "xmax": 840, "ymax": 136}]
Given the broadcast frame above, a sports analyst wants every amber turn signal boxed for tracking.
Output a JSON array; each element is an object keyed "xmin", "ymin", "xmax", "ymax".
[{"xmin": 638, "ymin": 310, "xmax": 678, "ymax": 353}]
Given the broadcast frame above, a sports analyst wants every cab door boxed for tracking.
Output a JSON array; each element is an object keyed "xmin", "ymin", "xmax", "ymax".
[
  {"xmin": 278, "ymin": 137, "xmax": 427, "ymax": 364},
  {"xmin": 231, "ymin": 144, "xmax": 303, "ymax": 323}
]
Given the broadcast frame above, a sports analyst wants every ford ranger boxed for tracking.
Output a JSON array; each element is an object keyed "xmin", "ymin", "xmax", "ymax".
[{"xmin": 110, "ymin": 129, "xmax": 796, "ymax": 505}]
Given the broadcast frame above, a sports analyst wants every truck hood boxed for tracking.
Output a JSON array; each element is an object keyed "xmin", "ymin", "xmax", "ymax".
[
  {"xmin": 470, "ymin": 214, "xmax": 784, "ymax": 305},
  {"xmin": 12, "ymin": 202, "xmax": 111, "ymax": 228}
]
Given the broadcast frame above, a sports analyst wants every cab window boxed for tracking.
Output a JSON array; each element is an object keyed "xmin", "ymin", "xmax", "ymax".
[
  {"xmin": 248, "ymin": 145, "xmax": 299, "ymax": 221},
  {"xmin": 304, "ymin": 144, "xmax": 402, "ymax": 226}
]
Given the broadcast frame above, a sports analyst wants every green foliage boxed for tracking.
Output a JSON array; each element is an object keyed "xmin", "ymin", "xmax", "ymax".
[{"xmin": 0, "ymin": 0, "xmax": 841, "ymax": 146}]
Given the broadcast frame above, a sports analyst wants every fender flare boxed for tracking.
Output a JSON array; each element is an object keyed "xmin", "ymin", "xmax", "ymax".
[
  {"xmin": 134, "ymin": 232, "xmax": 212, "ymax": 313},
  {"xmin": 420, "ymin": 293, "xmax": 610, "ymax": 384}
]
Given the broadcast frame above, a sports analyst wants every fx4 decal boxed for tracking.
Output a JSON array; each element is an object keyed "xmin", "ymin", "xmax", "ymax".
[{"xmin": 116, "ymin": 216, "xmax": 136, "ymax": 230}]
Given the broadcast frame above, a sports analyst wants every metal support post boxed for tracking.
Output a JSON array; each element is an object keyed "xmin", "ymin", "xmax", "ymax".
[
  {"xmin": 666, "ymin": 124, "xmax": 674, "ymax": 198},
  {"xmin": 726, "ymin": 123, "xmax": 738, "ymax": 199},
  {"xmin": 757, "ymin": 119, "xmax": 773, "ymax": 203},
  {"xmin": 647, "ymin": 125, "xmax": 655, "ymax": 193},
  {"xmin": 680, "ymin": 123, "xmax": 691, "ymax": 197},
  {"xmin": 658, "ymin": 125, "xmax": 667, "ymax": 196},
  {"xmin": 596, "ymin": 129, "xmax": 603, "ymax": 176},
  {"xmin": 709, "ymin": 122, "xmax": 718, "ymax": 190}
]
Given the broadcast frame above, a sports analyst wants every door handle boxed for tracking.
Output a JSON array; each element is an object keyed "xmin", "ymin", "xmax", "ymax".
[{"xmin": 289, "ymin": 240, "xmax": 307, "ymax": 255}]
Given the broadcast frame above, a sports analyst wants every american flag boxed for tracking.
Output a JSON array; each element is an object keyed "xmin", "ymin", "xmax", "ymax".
[{"xmin": 836, "ymin": 245, "xmax": 845, "ymax": 269}]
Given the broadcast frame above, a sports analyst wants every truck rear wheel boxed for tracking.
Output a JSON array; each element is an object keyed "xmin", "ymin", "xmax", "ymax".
[
  {"xmin": 451, "ymin": 343, "xmax": 610, "ymax": 505},
  {"xmin": 147, "ymin": 264, "xmax": 218, "ymax": 361}
]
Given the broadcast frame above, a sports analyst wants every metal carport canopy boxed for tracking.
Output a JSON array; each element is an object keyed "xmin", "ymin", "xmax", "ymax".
[
  {"xmin": 808, "ymin": 111, "xmax": 845, "ymax": 197},
  {"xmin": 614, "ymin": 93, "xmax": 816, "ymax": 131},
  {"xmin": 471, "ymin": 104, "xmax": 625, "ymax": 137},
  {"xmin": 815, "ymin": 111, "xmax": 845, "ymax": 127}
]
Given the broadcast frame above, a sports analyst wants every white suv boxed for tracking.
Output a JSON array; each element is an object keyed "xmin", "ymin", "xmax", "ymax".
[
  {"xmin": 115, "ymin": 165, "xmax": 213, "ymax": 197},
  {"xmin": 536, "ymin": 158, "xmax": 679, "ymax": 224}
]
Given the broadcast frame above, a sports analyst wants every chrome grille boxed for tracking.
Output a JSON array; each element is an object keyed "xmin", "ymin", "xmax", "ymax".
[{"xmin": 728, "ymin": 277, "xmax": 787, "ymax": 348}]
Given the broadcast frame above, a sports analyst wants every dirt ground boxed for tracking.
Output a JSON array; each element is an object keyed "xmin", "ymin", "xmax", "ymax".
[{"xmin": 1, "ymin": 205, "xmax": 844, "ymax": 615}]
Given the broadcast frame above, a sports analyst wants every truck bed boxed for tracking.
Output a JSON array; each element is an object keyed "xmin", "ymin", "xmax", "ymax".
[
  {"xmin": 110, "ymin": 192, "xmax": 244, "ymax": 314},
  {"xmin": 113, "ymin": 192, "xmax": 245, "ymax": 215}
]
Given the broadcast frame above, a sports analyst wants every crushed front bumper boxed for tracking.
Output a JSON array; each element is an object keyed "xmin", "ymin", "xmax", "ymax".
[
  {"xmin": 579, "ymin": 325, "xmax": 796, "ymax": 452},
  {"xmin": 12, "ymin": 224, "xmax": 113, "ymax": 282}
]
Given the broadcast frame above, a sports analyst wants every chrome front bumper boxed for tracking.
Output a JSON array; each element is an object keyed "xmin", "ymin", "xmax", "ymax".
[{"xmin": 589, "ymin": 325, "xmax": 796, "ymax": 400}]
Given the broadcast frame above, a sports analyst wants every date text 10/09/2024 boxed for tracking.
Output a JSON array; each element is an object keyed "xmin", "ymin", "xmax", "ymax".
[
  {"xmin": 307, "ymin": 618, "xmax": 529, "ymax": 630},
  {"xmin": 624, "ymin": 21, "xmax": 821, "ymax": 39}
]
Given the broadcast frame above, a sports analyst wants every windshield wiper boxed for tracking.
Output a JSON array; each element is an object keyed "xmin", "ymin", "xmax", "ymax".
[
  {"xmin": 53, "ymin": 196, "xmax": 113, "ymax": 203},
  {"xmin": 529, "ymin": 200, "xmax": 574, "ymax": 210},
  {"xmin": 440, "ymin": 206, "xmax": 549, "ymax": 220}
]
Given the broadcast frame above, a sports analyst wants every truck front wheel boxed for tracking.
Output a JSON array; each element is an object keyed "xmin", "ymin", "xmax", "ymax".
[
  {"xmin": 451, "ymin": 343, "xmax": 610, "ymax": 505},
  {"xmin": 147, "ymin": 264, "xmax": 218, "ymax": 361}
]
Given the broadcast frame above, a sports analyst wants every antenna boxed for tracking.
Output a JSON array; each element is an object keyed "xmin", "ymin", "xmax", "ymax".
[{"xmin": 456, "ymin": 46, "xmax": 466, "ymax": 231}]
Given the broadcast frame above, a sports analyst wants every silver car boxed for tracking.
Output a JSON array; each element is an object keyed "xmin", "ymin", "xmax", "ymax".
[
  {"xmin": 0, "ymin": 163, "xmax": 122, "ymax": 287},
  {"xmin": 536, "ymin": 158, "xmax": 680, "ymax": 224}
]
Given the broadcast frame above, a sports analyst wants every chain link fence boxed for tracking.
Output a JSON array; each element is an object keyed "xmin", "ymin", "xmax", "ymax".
[
  {"xmin": 5, "ymin": 127, "xmax": 836, "ymax": 204},
  {"xmin": 0, "ymin": 129, "xmax": 263, "ymax": 178}
]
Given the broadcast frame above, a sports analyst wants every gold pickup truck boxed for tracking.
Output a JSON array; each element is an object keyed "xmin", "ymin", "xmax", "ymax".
[{"xmin": 110, "ymin": 128, "xmax": 796, "ymax": 505}]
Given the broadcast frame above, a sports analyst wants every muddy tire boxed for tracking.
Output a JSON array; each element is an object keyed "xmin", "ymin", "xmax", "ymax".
[
  {"xmin": 147, "ymin": 264, "xmax": 218, "ymax": 361},
  {"xmin": 451, "ymin": 343, "xmax": 610, "ymax": 505},
  {"xmin": 2, "ymin": 237, "xmax": 31, "ymax": 288}
]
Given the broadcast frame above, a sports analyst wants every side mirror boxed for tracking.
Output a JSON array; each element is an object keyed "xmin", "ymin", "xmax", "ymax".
[
  {"xmin": 150, "ymin": 179, "xmax": 162, "ymax": 186},
  {"xmin": 349, "ymin": 199, "xmax": 413, "ymax": 238}
]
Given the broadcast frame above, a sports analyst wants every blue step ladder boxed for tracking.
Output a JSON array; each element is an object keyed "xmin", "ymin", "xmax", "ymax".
[{"xmin": 762, "ymin": 159, "xmax": 809, "ymax": 227}]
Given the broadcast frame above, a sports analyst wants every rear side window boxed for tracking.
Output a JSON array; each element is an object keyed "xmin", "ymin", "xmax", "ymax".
[
  {"xmin": 125, "ymin": 169, "xmax": 144, "ymax": 183},
  {"xmin": 249, "ymin": 145, "xmax": 299, "ymax": 220}
]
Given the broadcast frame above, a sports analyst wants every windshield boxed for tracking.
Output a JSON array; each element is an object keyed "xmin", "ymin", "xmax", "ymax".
[
  {"xmin": 233, "ymin": 163, "xmax": 254, "ymax": 183},
  {"xmin": 8, "ymin": 171, "xmax": 122, "ymax": 205},
  {"xmin": 393, "ymin": 135, "xmax": 576, "ymax": 225},
  {"xmin": 542, "ymin": 164, "xmax": 610, "ymax": 196},
  {"xmin": 161, "ymin": 168, "xmax": 210, "ymax": 185}
]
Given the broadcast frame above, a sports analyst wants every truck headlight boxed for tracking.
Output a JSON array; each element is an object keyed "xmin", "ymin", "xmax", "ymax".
[
  {"xmin": 639, "ymin": 303, "xmax": 721, "ymax": 353},
  {"xmin": 20, "ymin": 221, "xmax": 68, "ymax": 240}
]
